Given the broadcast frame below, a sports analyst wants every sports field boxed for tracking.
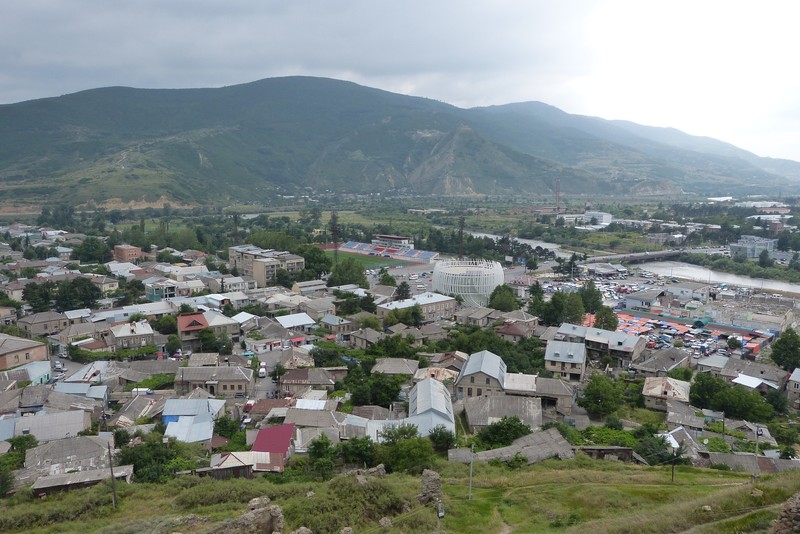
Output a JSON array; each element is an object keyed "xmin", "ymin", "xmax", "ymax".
[{"xmin": 323, "ymin": 249, "xmax": 413, "ymax": 269}]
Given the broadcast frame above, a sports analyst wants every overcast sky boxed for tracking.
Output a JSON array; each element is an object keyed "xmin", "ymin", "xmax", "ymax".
[{"xmin": 3, "ymin": 1, "xmax": 800, "ymax": 161}]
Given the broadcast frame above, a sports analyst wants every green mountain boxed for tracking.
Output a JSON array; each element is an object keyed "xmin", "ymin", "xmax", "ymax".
[{"xmin": 0, "ymin": 76, "xmax": 797, "ymax": 206}]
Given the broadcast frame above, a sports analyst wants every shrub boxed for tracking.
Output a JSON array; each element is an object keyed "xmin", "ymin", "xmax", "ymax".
[{"xmin": 174, "ymin": 478, "xmax": 264, "ymax": 508}]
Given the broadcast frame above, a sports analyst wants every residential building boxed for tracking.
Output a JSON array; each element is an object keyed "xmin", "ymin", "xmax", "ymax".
[
  {"xmin": 630, "ymin": 348, "xmax": 689, "ymax": 377},
  {"xmin": 114, "ymin": 244, "xmax": 143, "ymax": 263},
  {"xmin": 376, "ymin": 292, "xmax": 457, "ymax": 323},
  {"xmin": 281, "ymin": 368, "xmax": 336, "ymax": 395},
  {"xmin": 556, "ymin": 323, "xmax": 646, "ymax": 367},
  {"xmin": 0, "ymin": 334, "xmax": 48, "ymax": 370},
  {"xmin": 174, "ymin": 366, "xmax": 254, "ymax": 397},
  {"xmin": 544, "ymin": 340, "xmax": 586, "ymax": 383},
  {"xmin": 228, "ymin": 245, "xmax": 304, "ymax": 287},
  {"xmin": 454, "ymin": 350, "xmax": 506, "ymax": 400},
  {"xmin": 730, "ymin": 235, "xmax": 778, "ymax": 259},
  {"xmin": 623, "ymin": 289, "xmax": 666, "ymax": 312},
  {"xmin": 108, "ymin": 320, "xmax": 154, "ymax": 351},
  {"xmin": 642, "ymin": 377, "xmax": 691, "ymax": 411},
  {"xmin": 788, "ymin": 368, "xmax": 800, "ymax": 411},
  {"xmin": 17, "ymin": 311, "xmax": 69, "ymax": 338},
  {"xmin": 371, "ymin": 358, "xmax": 420, "ymax": 376},
  {"xmin": 249, "ymin": 423, "xmax": 296, "ymax": 472},
  {"xmin": 463, "ymin": 395, "xmax": 542, "ymax": 433}
]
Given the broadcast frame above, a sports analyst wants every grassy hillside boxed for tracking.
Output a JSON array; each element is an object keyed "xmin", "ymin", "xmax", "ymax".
[
  {"xmin": 2, "ymin": 456, "xmax": 798, "ymax": 533},
  {"xmin": 1, "ymin": 76, "xmax": 798, "ymax": 207}
]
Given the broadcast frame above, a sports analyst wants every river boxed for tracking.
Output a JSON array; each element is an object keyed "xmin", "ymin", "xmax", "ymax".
[
  {"xmin": 638, "ymin": 260, "xmax": 800, "ymax": 295},
  {"xmin": 468, "ymin": 232, "xmax": 572, "ymax": 258}
]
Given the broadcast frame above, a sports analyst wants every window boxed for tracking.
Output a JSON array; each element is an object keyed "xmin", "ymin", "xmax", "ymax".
[
  {"xmin": 485, "ymin": 377, "xmax": 490, "ymax": 385},
  {"xmin": 25, "ymin": 353, "xmax": 30, "ymax": 360},
  {"xmin": 470, "ymin": 376, "xmax": 475, "ymax": 384},
  {"xmin": 467, "ymin": 387, "xmax": 472, "ymax": 396},
  {"xmin": 222, "ymin": 384, "xmax": 228, "ymax": 390},
  {"xmin": 477, "ymin": 388, "xmax": 482, "ymax": 396},
  {"xmin": 237, "ymin": 385, "xmax": 243, "ymax": 390}
]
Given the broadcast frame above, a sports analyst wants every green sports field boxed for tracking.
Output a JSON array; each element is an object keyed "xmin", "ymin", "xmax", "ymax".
[{"xmin": 323, "ymin": 249, "xmax": 414, "ymax": 269}]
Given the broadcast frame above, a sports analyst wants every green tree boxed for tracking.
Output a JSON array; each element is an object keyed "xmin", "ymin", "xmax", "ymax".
[
  {"xmin": 293, "ymin": 244, "xmax": 332, "ymax": 279},
  {"xmin": 327, "ymin": 257, "xmax": 368, "ymax": 288},
  {"xmin": 527, "ymin": 281, "xmax": 546, "ymax": 317},
  {"xmin": 577, "ymin": 374, "xmax": 622, "ymax": 418},
  {"xmin": 563, "ymin": 292, "xmax": 586, "ymax": 325},
  {"xmin": 72, "ymin": 237, "xmax": 111, "ymax": 263},
  {"xmin": 758, "ymin": 249, "xmax": 774, "ymax": 268},
  {"xmin": 396, "ymin": 281, "xmax": 411, "ymax": 300},
  {"xmin": 689, "ymin": 372, "xmax": 728, "ymax": 409},
  {"xmin": 727, "ymin": 337, "xmax": 743, "ymax": 350},
  {"xmin": 477, "ymin": 416, "xmax": 532, "ymax": 449},
  {"xmin": 428, "ymin": 425, "xmax": 456, "ymax": 454},
  {"xmin": 376, "ymin": 433, "xmax": 435, "ymax": 474},
  {"xmin": 23, "ymin": 281, "xmax": 56, "ymax": 312},
  {"xmin": 377, "ymin": 268, "xmax": 397, "ymax": 287},
  {"xmin": 488, "ymin": 284, "xmax": 517, "ymax": 312},
  {"xmin": 593, "ymin": 306, "xmax": 619, "ymax": 331},
  {"xmin": 165, "ymin": 335, "xmax": 182, "ymax": 355},
  {"xmin": 578, "ymin": 280, "xmax": 603, "ymax": 313},
  {"xmin": 770, "ymin": 327, "xmax": 800, "ymax": 371},
  {"xmin": 338, "ymin": 436, "xmax": 376, "ymax": 466},
  {"xmin": 378, "ymin": 423, "xmax": 420, "ymax": 446},
  {"xmin": 197, "ymin": 328, "xmax": 218, "ymax": 352},
  {"xmin": 634, "ymin": 435, "xmax": 671, "ymax": 465},
  {"xmin": 667, "ymin": 367, "xmax": 693, "ymax": 381},
  {"xmin": 711, "ymin": 386, "xmax": 774, "ymax": 422}
]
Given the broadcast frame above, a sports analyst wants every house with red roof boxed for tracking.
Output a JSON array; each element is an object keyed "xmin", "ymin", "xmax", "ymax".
[
  {"xmin": 177, "ymin": 312, "xmax": 209, "ymax": 350},
  {"xmin": 250, "ymin": 423, "xmax": 296, "ymax": 472}
]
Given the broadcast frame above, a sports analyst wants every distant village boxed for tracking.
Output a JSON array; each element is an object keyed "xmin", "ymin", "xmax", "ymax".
[{"xmin": 1, "ymin": 221, "xmax": 799, "ymax": 497}]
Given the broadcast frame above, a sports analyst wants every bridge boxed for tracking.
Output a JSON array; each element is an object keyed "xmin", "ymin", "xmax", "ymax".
[{"xmin": 582, "ymin": 249, "xmax": 685, "ymax": 264}]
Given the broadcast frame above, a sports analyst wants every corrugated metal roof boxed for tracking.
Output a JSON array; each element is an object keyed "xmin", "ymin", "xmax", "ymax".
[{"xmin": 458, "ymin": 350, "xmax": 506, "ymax": 385}]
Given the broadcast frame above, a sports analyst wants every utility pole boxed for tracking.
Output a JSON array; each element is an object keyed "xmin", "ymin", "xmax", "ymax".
[
  {"xmin": 755, "ymin": 426, "xmax": 763, "ymax": 481},
  {"xmin": 468, "ymin": 444, "xmax": 474, "ymax": 500},
  {"xmin": 107, "ymin": 442, "xmax": 117, "ymax": 510}
]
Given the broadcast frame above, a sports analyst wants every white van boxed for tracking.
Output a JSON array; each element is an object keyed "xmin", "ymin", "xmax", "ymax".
[
  {"xmin": 258, "ymin": 367, "xmax": 267, "ymax": 378},
  {"xmin": 417, "ymin": 285, "xmax": 426, "ymax": 290}
]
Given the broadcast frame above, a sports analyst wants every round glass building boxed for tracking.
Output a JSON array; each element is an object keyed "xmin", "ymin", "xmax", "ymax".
[{"xmin": 432, "ymin": 259, "xmax": 504, "ymax": 307}]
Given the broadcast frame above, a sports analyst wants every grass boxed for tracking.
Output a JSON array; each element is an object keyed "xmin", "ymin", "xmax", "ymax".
[
  {"xmin": 323, "ymin": 249, "xmax": 414, "ymax": 269},
  {"xmin": 2, "ymin": 456, "xmax": 798, "ymax": 533},
  {"xmin": 615, "ymin": 405, "xmax": 666, "ymax": 427}
]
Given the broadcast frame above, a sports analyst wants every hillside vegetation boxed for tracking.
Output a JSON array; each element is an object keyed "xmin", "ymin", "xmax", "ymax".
[
  {"xmin": 1, "ymin": 456, "xmax": 798, "ymax": 533},
  {"xmin": 2, "ymin": 76, "xmax": 800, "ymax": 207}
]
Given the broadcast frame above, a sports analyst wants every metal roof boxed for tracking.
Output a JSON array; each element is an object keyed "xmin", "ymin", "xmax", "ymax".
[{"xmin": 457, "ymin": 350, "xmax": 506, "ymax": 385}]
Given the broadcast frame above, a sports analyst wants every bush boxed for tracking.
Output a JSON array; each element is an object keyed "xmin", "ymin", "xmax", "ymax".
[
  {"xmin": 428, "ymin": 425, "xmax": 456, "ymax": 453},
  {"xmin": 174, "ymin": 478, "xmax": 264, "ymax": 508},
  {"xmin": 281, "ymin": 476, "xmax": 406, "ymax": 534},
  {"xmin": 476, "ymin": 416, "xmax": 531, "ymax": 449}
]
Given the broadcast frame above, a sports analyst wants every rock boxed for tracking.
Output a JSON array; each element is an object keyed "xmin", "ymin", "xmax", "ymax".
[
  {"xmin": 290, "ymin": 528, "xmax": 313, "ymax": 534},
  {"xmin": 418, "ymin": 469, "xmax": 443, "ymax": 504},
  {"xmin": 206, "ymin": 503, "xmax": 285, "ymax": 534},
  {"xmin": 701, "ymin": 505, "xmax": 712, "ymax": 512},
  {"xmin": 248, "ymin": 496, "xmax": 270, "ymax": 510},
  {"xmin": 340, "ymin": 528, "xmax": 354, "ymax": 534},
  {"xmin": 306, "ymin": 491, "xmax": 315, "ymax": 498},
  {"xmin": 751, "ymin": 488, "xmax": 764, "ymax": 497},
  {"xmin": 771, "ymin": 491, "xmax": 800, "ymax": 533},
  {"xmin": 379, "ymin": 517, "xmax": 393, "ymax": 529},
  {"xmin": 367, "ymin": 464, "xmax": 386, "ymax": 477},
  {"xmin": 356, "ymin": 475, "xmax": 368, "ymax": 485}
]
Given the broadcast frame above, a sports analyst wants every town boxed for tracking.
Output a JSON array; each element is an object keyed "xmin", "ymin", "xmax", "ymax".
[{"xmin": 1, "ymin": 199, "xmax": 800, "ymax": 532}]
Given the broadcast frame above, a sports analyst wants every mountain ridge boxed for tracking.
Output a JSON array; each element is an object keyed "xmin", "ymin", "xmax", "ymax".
[{"xmin": 0, "ymin": 76, "xmax": 797, "ymax": 206}]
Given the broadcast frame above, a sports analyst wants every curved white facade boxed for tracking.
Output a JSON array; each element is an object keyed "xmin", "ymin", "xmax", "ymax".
[{"xmin": 432, "ymin": 259, "xmax": 504, "ymax": 307}]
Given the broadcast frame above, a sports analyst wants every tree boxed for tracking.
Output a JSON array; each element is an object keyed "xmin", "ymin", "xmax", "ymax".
[
  {"xmin": 428, "ymin": 425, "xmax": 456, "ymax": 454},
  {"xmin": 634, "ymin": 435, "xmax": 671, "ymax": 465},
  {"xmin": 396, "ymin": 281, "xmax": 411, "ymax": 300},
  {"xmin": 667, "ymin": 367, "xmax": 693, "ymax": 381},
  {"xmin": 758, "ymin": 249, "xmax": 774, "ymax": 268},
  {"xmin": 377, "ymin": 268, "xmax": 397, "ymax": 287},
  {"xmin": 711, "ymin": 386, "xmax": 774, "ymax": 422},
  {"xmin": 577, "ymin": 374, "xmax": 622, "ymax": 418},
  {"xmin": 727, "ymin": 337, "xmax": 743, "ymax": 350},
  {"xmin": 689, "ymin": 372, "xmax": 728, "ymax": 409},
  {"xmin": 770, "ymin": 327, "xmax": 800, "ymax": 371},
  {"xmin": 578, "ymin": 280, "xmax": 603, "ymax": 313},
  {"xmin": 527, "ymin": 282, "xmax": 546, "ymax": 317},
  {"xmin": 165, "ymin": 335, "xmax": 182, "ymax": 355},
  {"xmin": 197, "ymin": 328, "xmax": 218, "ymax": 352},
  {"xmin": 477, "ymin": 416, "xmax": 532, "ymax": 449},
  {"xmin": 593, "ymin": 306, "xmax": 619, "ymax": 331},
  {"xmin": 326, "ymin": 257, "xmax": 368, "ymax": 288},
  {"xmin": 562, "ymin": 292, "xmax": 586, "ymax": 325},
  {"xmin": 72, "ymin": 237, "xmax": 111, "ymax": 263},
  {"xmin": 338, "ymin": 436, "xmax": 376, "ymax": 466},
  {"xmin": 488, "ymin": 284, "xmax": 517, "ymax": 312}
]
